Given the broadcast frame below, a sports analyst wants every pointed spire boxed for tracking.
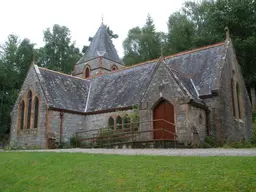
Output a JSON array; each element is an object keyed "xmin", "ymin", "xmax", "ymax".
[
  {"xmin": 76, "ymin": 23, "xmax": 123, "ymax": 64},
  {"xmin": 225, "ymin": 26, "xmax": 230, "ymax": 39}
]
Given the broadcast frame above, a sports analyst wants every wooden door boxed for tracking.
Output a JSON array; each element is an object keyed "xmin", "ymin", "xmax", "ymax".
[{"xmin": 153, "ymin": 100, "xmax": 175, "ymax": 140}]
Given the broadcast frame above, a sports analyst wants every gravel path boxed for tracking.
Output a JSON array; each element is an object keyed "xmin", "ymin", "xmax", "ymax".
[{"xmin": 5, "ymin": 148, "xmax": 256, "ymax": 156}]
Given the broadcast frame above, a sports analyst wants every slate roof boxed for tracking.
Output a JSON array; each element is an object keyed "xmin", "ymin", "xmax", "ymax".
[
  {"xmin": 76, "ymin": 24, "xmax": 123, "ymax": 65},
  {"xmin": 86, "ymin": 61, "xmax": 158, "ymax": 112},
  {"xmin": 165, "ymin": 42, "xmax": 226, "ymax": 96},
  {"xmin": 37, "ymin": 67, "xmax": 90, "ymax": 112},
  {"xmin": 35, "ymin": 41, "xmax": 228, "ymax": 113}
]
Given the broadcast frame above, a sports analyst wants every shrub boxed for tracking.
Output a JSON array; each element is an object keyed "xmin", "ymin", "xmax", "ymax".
[
  {"xmin": 252, "ymin": 111, "xmax": 256, "ymax": 123},
  {"xmin": 250, "ymin": 122, "xmax": 256, "ymax": 144},
  {"xmin": 70, "ymin": 134, "xmax": 82, "ymax": 148},
  {"xmin": 204, "ymin": 136, "xmax": 217, "ymax": 147},
  {"xmin": 201, "ymin": 142, "xmax": 213, "ymax": 148}
]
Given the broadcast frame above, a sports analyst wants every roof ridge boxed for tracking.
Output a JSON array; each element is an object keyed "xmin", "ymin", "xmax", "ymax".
[
  {"xmin": 85, "ymin": 59, "xmax": 157, "ymax": 80},
  {"xmin": 38, "ymin": 67, "xmax": 91, "ymax": 82},
  {"xmin": 165, "ymin": 42, "xmax": 225, "ymax": 60}
]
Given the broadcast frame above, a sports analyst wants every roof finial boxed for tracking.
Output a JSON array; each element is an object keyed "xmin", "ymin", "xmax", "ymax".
[
  {"xmin": 101, "ymin": 13, "xmax": 104, "ymax": 25},
  {"xmin": 160, "ymin": 43, "xmax": 163, "ymax": 57},
  {"xmin": 159, "ymin": 33, "xmax": 165, "ymax": 62},
  {"xmin": 32, "ymin": 50, "xmax": 36, "ymax": 65},
  {"xmin": 224, "ymin": 26, "xmax": 230, "ymax": 39}
]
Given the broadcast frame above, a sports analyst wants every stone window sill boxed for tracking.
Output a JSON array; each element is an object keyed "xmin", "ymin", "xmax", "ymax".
[{"xmin": 17, "ymin": 128, "xmax": 38, "ymax": 136}]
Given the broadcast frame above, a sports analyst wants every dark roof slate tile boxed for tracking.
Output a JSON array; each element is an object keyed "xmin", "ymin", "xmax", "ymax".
[
  {"xmin": 165, "ymin": 43, "xmax": 226, "ymax": 96},
  {"xmin": 86, "ymin": 61, "xmax": 158, "ymax": 112},
  {"xmin": 38, "ymin": 68, "xmax": 90, "ymax": 112}
]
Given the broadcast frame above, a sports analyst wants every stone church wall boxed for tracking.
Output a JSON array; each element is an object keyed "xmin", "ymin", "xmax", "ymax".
[
  {"xmin": 203, "ymin": 97, "xmax": 221, "ymax": 139},
  {"xmin": 187, "ymin": 105, "xmax": 207, "ymax": 144},
  {"xmin": 49, "ymin": 109, "xmax": 133, "ymax": 146},
  {"xmin": 49, "ymin": 111, "xmax": 86, "ymax": 145},
  {"xmin": 10, "ymin": 66, "xmax": 47, "ymax": 148},
  {"xmin": 217, "ymin": 44, "xmax": 252, "ymax": 142}
]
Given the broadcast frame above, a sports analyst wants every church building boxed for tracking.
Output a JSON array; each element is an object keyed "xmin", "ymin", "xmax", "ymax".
[{"xmin": 9, "ymin": 23, "xmax": 252, "ymax": 148}]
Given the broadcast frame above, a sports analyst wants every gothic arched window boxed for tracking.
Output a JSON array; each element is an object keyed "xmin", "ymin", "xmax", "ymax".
[
  {"xmin": 84, "ymin": 66, "xmax": 90, "ymax": 78},
  {"xmin": 33, "ymin": 96, "xmax": 39, "ymax": 128},
  {"xmin": 236, "ymin": 82, "xmax": 242, "ymax": 119},
  {"xmin": 116, "ymin": 116, "xmax": 122, "ymax": 130},
  {"xmin": 108, "ymin": 116, "xmax": 114, "ymax": 129},
  {"xmin": 231, "ymin": 79, "xmax": 236, "ymax": 117},
  {"xmin": 20, "ymin": 100, "xmax": 25, "ymax": 130},
  {"xmin": 26, "ymin": 90, "xmax": 32, "ymax": 129},
  {"xmin": 123, "ymin": 115, "xmax": 131, "ymax": 130}
]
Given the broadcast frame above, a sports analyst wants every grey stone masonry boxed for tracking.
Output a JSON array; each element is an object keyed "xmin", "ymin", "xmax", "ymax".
[
  {"xmin": 10, "ymin": 65, "xmax": 47, "ymax": 148},
  {"xmin": 49, "ymin": 109, "xmax": 134, "ymax": 146},
  {"xmin": 140, "ymin": 61, "xmax": 207, "ymax": 144},
  {"xmin": 217, "ymin": 40, "xmax": 252, "ymax": 142}
]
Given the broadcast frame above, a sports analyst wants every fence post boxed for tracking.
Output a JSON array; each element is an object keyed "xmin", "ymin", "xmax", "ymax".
[
  {"xmin": 76, "ymin": 132, "xmax": 77, "ymax": 148},
  {"xmin": 162, "ymin": 128, "xmax": 164, "ymax": 148},
  {"xmin": 131, "ymin": 123, "xmax": 134, "ymax": 149},
  {"xmin": 100, "ymin": 130, "xmax": 103, "ymax": 148},
  {"xmin": 174, "ymin": 135, "xmax": 176, "ymax": 149}
]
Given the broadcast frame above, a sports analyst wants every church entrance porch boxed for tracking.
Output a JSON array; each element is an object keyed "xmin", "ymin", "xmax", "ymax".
[{"xmin": 153, "ymin": 99, "xmax": 176, "ymax": 140}]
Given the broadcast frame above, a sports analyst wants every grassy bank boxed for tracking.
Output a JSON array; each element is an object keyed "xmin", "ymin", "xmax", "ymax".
[{"xmin": 0, "ymin": 152, "xmax": 255, "ymax": 191}]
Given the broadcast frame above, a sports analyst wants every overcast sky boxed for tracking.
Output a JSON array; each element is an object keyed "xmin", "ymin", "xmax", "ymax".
[{"xmin": 1, "ymin": 0, "xmax": 186, "ymax": 57}]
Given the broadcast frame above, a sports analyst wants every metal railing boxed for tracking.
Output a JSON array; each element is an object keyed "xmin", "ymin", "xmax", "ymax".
[{"xmin": 75, "ymin": 119, "xmax": 178, "ymax": 148}]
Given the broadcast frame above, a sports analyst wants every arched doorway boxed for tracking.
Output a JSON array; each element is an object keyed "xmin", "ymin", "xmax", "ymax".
[{"xmin": 153, "ymin": 99, "xmax": 175, "ymax": 140}]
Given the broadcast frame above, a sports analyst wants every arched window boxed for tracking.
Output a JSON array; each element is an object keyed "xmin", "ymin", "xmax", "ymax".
[
  {"xmin": 116, "ymin": 116, "xmax": 122, "ymax": 130},
  {"xmin": 20, "ymin": 101, "xmax": 25, "ymax": 130},
  {"xmin": 33, "ymin": 96, "xmax": 39, "ymax": 128},
  {"xmin": 236, "ymin": 83, "xmax": 241, "ymax": 119},
  {"xmin": 111, "ymin": 65, "xmax": 117, "ymax": 71},
  {"xmin": 123, "ymin": 115, "xmax": 131, "ymax": 130},
  {"xmin": 231, "ymin": 79, "xmax": 236, "ymax": 117},
  {"xmin": 84, "ymin": 67, "xmax": 90, "ymax": 78},
  {"xmin": 108, "ymin": 116, "xmax": 114, "ymax": 129},
  {"xmin": 26, "ymin": 90, "xmax": 32, "ymax": 129}
]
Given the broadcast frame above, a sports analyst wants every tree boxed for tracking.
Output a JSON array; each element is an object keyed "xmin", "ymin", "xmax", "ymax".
[
  {"xmin": 123, "ymin": 15, "xmax": 163, "ymax": 66},
  {"xmin": 0, "ymin": 35, "xmax": 35, "ymax": 135},
  {"xmin": 167, "ymin": 12, "xmax": 195, "ymax": 53},
  {"xmin": 106, "ymin": 26, "xmax": 119, "ymax": 39},
  {"xmin": 167, "ymin": 0, "xmax": 256, "ymax": 89},
  {"xmin": 37, "ymin": 24, "xmax": 81, "ymax": 74}
]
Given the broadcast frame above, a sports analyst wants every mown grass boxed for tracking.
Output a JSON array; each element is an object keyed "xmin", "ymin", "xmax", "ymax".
[{"xmin": 0, "ymin": 152, "xmax": 255, "ymax": 192}]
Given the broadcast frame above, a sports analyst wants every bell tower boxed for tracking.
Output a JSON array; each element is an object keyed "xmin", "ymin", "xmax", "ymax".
[{"xmin": 73, "ymin": 24, "xmax": 124, "ymax": 79}]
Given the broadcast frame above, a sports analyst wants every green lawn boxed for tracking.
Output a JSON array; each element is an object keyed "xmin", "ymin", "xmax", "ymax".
[{"xmin": 0, "ymin": 152, "xmax": 255, "ymax": 192}]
